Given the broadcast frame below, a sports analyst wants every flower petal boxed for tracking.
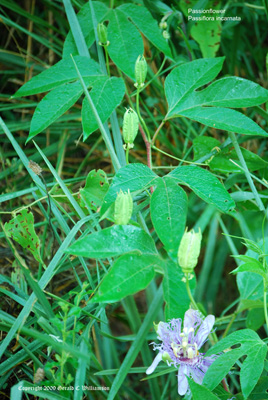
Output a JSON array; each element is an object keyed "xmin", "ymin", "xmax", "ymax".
[
  {"xmin": 178, "ymin": 364, "xmax": 189, "ymax": 396},
  {"xmin": 146, "ymin": 352, "xmax": 163, "ymax": 375},
  {"xmin": 191, "ymin": 367, "xmax": 204, "ymax": 385},
  {"xmin": 195, "ymin": 315, "xmax": 215, "ymax": 348},
  {"xmin": 183, "ymin": 309, "xmax": 202, "ymax": 333}
]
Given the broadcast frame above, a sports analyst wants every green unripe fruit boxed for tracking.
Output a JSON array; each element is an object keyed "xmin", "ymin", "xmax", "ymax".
[
  {"xmin": 123, "ymin": 108, "xmax": 139, "ymax": 147},
  {"xmin": 114, "ymin": 190, "xmax": 133, "ymax": 225},
  {"xmin": 97, "ymin": 23, "xmax": 108, "ymax": 45},
  {"xmin": 178, "ymin": 228, "xmax": 202, "ymax": 274},
  {"xmin": 134, "ymin": 55, "xmax": 147, "ymax": 88}
]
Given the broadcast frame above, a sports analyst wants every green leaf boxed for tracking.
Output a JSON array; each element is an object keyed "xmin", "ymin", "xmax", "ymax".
[
  {"xmin": 180, "ymin": 106, "xmax": 268, "ymax": 136},
  {"xmin": 62, "ymin": 2, "xmax": 110, "ymax": 58},
  {"xmin": 118, "ymin": 3, "xmax": 172, "ymax": 58},
  {"xmin": 204, "ymin": 329, "xmax": 267, "ymax": 398},
  {"xmin": 165, "ymin": 58, "xmax": 268, "ymax": 136},
  {"xmin": 248, "ymin": 377, "xmax": 268, "ymax": 400},
  {"xmin": 168, "ymin": 166, "xmax": 235, "ymax": 213},
  {"xmin": 165, "ymin": 57, "xmax": 225, "ymax": 118},
  {"xmin": 5, "ymin": 209, "xmax": 41, "ymax": 263},
  {"xmin": 14, "ymin": 56, "xmax": 102, "ymax": 97},
  {"xmin": 188, "ymin": 378, "xmax": 220, "ymax": 400},
  {"xmin": 231, "ymin": 262, "xmax": 266, "ymax": 279},
  {"xmin": 101, "ymin": 163, "xmax": 159, "ymax": 215},
  {"xmin": 82, "ymin": 77, "xmax": 125, "ymax": 139},
  {"xmin": 246, "ymin": 308, "xmax": 265, "ymax": 331},
  {"xmin": 163, "ymin": 260, "xmax": 196, "ymax": 320},
  {"xmin": 191, "ymin": 19, "xmax": 222, "ymax": 58},
  {"xmin": 65, "ymin": 225, "xmax": 157, "ymax": 258},
  {"xmin": 80, "ymin": 169, "xmax": 109, "ymax": 212},
  {"xmin": 27, "ymin": 81, "xmax": 84, "ymax": 141},
  {"xmin": 193, "ymin": 137, "xmax": 268, "ymax": 173},
  {"xmin": 237, "ymin": 238, "xmax": 268, "ymax": 301},
  {"xmin": 150, "ymin": 177, "xmax": 187, "ymax": 257},
  {"xmin": 90, "ymin": 254, "xmax": 160, "ymax": 303},
  {"xmin": 107, "ymin": 9, "xmax": 144, "ymax": 80}
]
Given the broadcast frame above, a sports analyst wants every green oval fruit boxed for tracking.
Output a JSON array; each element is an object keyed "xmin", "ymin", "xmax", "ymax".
[
  {"xmin": 178, "ymin": 228, "xmax": 202, "ymax": 274},
  {"xmin": 123, "ymin": 108, "xmax": 139, "ymax": 146},
  {"xmin": 114, "ymin": 190, "xmax": 133, "ymax": 225}
]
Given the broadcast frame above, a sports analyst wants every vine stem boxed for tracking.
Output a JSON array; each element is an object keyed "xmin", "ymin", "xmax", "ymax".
[
  {"xmin": 139, "ymin": 124, "xmax": 152, "ymax": 170},
  {"xmin": 152, "ymin": 120, "xmax": 165, "ymax": 145}
]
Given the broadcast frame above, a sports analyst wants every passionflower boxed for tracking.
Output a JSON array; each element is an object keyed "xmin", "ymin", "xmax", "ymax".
[{"xmin": 146, "ymin": 309, "xmax": 217, "ymax": 396}]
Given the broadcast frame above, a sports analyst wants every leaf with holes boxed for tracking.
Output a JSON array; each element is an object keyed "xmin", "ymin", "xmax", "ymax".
[
  {"xmin": 203, "ymin": 329, "xmax": 267, "ymax": 398},
  {"xmin": 4, "ymin": 209, "xmax": 41, "ymax": 263},
  {"xmin": 80, "ymin": 169, "xmax": 109, "ymax": 212},
  {"xmin": 164, "ymin": 57, "xmax": 268, "ymax": 136},
  {"xmin": 168, "ymin": 166, "xmax": 235, "ymax": 213}
]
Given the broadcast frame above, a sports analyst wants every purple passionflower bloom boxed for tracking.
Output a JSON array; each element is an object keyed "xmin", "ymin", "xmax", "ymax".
[{"xmin": 146, "ymin": 309, "xmax": 217, "ymax": 396}]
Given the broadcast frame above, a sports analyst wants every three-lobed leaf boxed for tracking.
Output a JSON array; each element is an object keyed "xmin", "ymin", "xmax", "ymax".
[
  {"xmin": 165, "ymin": 57, "xmax": 268, "ymax": 136},
  {"xmin": 204, "ymin": 329, "xmax": 267, "ymax": 398}
]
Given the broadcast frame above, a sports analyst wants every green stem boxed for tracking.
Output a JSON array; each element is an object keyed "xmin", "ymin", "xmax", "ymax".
[
  {"xmin": 222, "ymin": 311, "xmax": 237, "ymax": 338},
  {"xmin": 229, "ymin": 132, "xmax": 265, "ymax": 211},
  {"xmin": 125, "ymin": 146, "xmax": 130, "ymax": 165},
  {"xmin": 104, "ymin": 45, "xmax": 110, "ymax": 76},
  {"xmin": 152, "ymin": 145, "xmax": 206, "ymax": 165},
  {"xmin": 185, "ymin": 275, "xmax": 199, "ymax": 311},
  {"xmin": 152, "ymin": 120, "xmax": 165, "ymax": 145},
  {"xmin": 136, "ymin": 88, "xmax": 151, "ymax": 141}
]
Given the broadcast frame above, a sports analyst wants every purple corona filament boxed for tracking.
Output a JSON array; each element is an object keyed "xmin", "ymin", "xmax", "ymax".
[{"xmin": 146, "ymin": 309, "xmax": 217, "ymax": 396}]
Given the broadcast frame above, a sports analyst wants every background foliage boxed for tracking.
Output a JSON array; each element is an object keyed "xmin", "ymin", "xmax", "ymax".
[{"xmin": 1, "ymin": 0, "xmax": 268, "ymax": 399}]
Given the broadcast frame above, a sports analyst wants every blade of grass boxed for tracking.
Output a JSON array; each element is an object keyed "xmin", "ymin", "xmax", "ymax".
[
  {"xmin": 74, "ymin": 324, "xmax": 91, "ymax": 400},
  {"xmin": 229, "ymin": 131, "xmax": 265, "ymax": 211},
  {"xmin": 107, "ymin": 285, "xmax": 163, "ymax": 400},
  {"xmin": 71, "ymin": 55, "xmax": 121, "ymax": 171},
  {"xmin": 62, "ymin": 0, "xmax": 89, "ymax": 57}
]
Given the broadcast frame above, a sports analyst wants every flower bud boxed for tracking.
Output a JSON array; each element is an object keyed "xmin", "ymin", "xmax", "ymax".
[
  {"xmin": 114, "ymin": 190, "xmax": 133, "ymax": 225},
  {"xmin": 159, "ymin": 21, "xmax": 167, "ymax": 30},
  {"xmin": 178, "ymin": 228, "xmax": 202, "ymax": 274},
  {"xmin": 123, "ymin": 108, "xmax": 139, "ymax": 147},
  {"xmin": 97, "ymin": 23, "xmax": 108, "ymax": 46},
  {"xmin": 134, "ymin": 55, "xmax": 147, "ymax": 88},
  {"xmin": 162, "ymin": 30, "xmax": 170, "ymax": 40}
]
